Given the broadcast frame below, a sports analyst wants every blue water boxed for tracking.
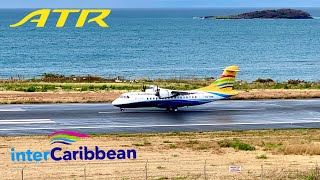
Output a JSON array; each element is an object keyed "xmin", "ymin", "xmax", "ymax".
[{"xmin": 0, "ymin": 8, "xmax": 320, "ymax": 81}]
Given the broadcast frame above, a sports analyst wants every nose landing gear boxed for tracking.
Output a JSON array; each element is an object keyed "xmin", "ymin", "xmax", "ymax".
[{"xmin": 120, "ymin": 108, "xmax": 125, "ymax": 112}]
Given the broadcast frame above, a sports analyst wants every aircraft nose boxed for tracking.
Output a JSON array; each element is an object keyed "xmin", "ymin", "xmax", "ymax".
[{"xmin": 112, "ymin": 99, "xmax": 120, "ymax": 106}]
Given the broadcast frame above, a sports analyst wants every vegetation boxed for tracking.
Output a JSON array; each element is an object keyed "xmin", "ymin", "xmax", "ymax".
[
  {"xmin": 256, "ymin": 154, "xmax": 268, "ymax": 159},
  {"xmin": 211, "ymin": 9, "xmax": 313, "ymax": 19},
  {"xmin": 0, "ymin": 76, "xmax": 319, "ymax": 92},
  {"xmin": 262, "ymin": 142, "xmax": 283, "ymax": 151},
  {"xmin": 218, "ymin": 139, "xmax": 256, "ymax": 151},
  {"xmin": 132, "ymin": 141, "xmax": 152, "ymax": 146}
]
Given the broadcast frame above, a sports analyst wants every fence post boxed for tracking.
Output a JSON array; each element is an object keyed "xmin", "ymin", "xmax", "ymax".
[
  {"xmin": 21, "ymin": 165, "xmax": 26, "ymax": 180},
  {"xmin": 145, "ymin": 160, "xmax": 148, "ymax": 180},
  {"xmin": 260, "ymin": 164, "xmax": 263, "ymax": 180},
  {"xmin": 204, "ymin": 160, "xmax": 207, "ymax": 180},
  {"xmin": 316, "ymin": 161, "xmax": 318, "ymax": 177},
  {"xmin": 84, "ymin": 163, "xmax": 89, "ymax": 180}
]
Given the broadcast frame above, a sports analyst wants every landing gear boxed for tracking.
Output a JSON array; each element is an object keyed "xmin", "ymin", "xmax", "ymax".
[
  {"xmin": 120, "ymin": 108, "xmax": 125, "ymax": 112},
  {"xmin": 166, "ymin": 107, "xmax": 178, "ymax": 112}
]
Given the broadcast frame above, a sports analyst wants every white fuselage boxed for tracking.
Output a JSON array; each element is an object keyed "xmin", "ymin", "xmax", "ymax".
[{"xmin": 112, "ymin": 90, "xmax": 226, "ymax": 109}]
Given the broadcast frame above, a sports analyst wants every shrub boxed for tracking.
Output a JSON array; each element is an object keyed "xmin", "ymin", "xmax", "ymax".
[
  {"xmin": 256, "ymin": 154, "xmax": 267, "ymax": 159},
  {"xmin": 42, "ymin": 73, "xmax": 65, "ymax": 79},
  {"xmin": 287, "ymin": 79, "xmax": 305, "ymax": 85},
  {"xmin": 218, "ymin": 139, "xmax": 255, "ymax": 151},
  {"xmin": 42, "ymin": 85, "xmax": 56, "ymax": 92},
  {"xmin": 263, "ymin": 142, "xmax": 282, "ymax": 150},
  {"xmin": 254, "ymin": 78, "xmax": 274, "ymax": 83},
  {"xmin": 25, "ymin": 86, "xmax": 37, "ymax": 92},
  {"xmin": 169, "ymin": 144, "xmax": 177, "ymax": 149},
  {"xmin": 99, "ymin": 85, "xmax": 108, "ymax": 90}
]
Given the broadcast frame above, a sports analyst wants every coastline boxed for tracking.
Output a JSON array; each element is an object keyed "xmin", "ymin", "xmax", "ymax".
[{"xmin": 0, "ymin": 89, "xmax": 319, "ymax": 104}]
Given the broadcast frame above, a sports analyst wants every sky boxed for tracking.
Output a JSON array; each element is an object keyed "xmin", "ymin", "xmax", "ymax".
[{"xmin": 1, "ymin": 0, "xmax": 320, "ymax": 8}]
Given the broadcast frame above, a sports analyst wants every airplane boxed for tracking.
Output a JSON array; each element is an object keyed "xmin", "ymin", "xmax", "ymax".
[{"xmin": 112, "ymin": 65, "xmax": 239, "ymax": 111}]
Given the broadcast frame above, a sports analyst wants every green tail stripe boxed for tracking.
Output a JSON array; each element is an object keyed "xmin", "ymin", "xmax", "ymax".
[
  {"xmin": 49, "ymin": 134, "xmax": 81, "ymax": 141},
  {"xmin": 214, "ymin": 78, "xmax": 235, "ymax": 84}
]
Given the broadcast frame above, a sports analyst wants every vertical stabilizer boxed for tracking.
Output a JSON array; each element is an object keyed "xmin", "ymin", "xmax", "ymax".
[{"xmin": 197, "ymin": 66, "xmax": 239, "ymax": 92}]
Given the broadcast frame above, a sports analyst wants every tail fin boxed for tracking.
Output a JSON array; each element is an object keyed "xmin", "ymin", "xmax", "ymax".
[{"xmin": 197, "ymin": 66, "xmax": 239, "ymax": 92}]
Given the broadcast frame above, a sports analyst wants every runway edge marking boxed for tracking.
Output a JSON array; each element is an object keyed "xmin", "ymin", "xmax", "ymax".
[{"xmin": 0, "ymin": 120, "xmax": 320, "ymax": 131}]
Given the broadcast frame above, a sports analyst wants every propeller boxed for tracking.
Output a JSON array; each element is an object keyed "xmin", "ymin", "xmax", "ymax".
[
  {"xmin": 142, "ymin": 83, "xmax": 147, "ymax": 92},
  {"xmin": 155, "ymin": 85, "xmax": 160, "ymax": 97}
]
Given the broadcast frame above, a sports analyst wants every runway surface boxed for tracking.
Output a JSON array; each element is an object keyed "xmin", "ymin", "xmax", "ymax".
[{"xmin": 0, "ymin": 99, "xmax": 319, "ymax": 135}]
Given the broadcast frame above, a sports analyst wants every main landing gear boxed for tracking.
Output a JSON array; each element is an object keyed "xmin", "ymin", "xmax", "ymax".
[
  {"xmin": 166, "ymin": 107, "xmax": 178, "ymax": 112},
  {"xmin": 120, "ymin": 108, "xmax": 125, "ymax": 112}
]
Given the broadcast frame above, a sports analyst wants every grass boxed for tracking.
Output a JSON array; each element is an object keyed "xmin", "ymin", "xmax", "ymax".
[
  {"xmin": 3, "ymin": 128, "xmax": 320, "ymax": 155},
  {"xmin": 256, "ymin": 154, "xmax": 268, "ymax": 159},
  {"xmin": 282, "ymin": 144, "xmax": 320, "ymax": 155},
  {"xmin": 0, "ymin": 77, "xmax": 319, "ymax": 92},
  {"xmin": 132, "ymin": 141, "xmax": 152, "ymax": 146},
  {"xmin": 296, "ymin": 168, "xmax": 320, "ymax": 180},
  {"xmin": 218, "ymin": 139, "xmax": 256, "ymax": 151},
  {"xmin": 169, "ymin": 144, "xmax": 177, "ymax": 149},
  {"xmin": 263, "ymin": 142, "xmax": 283, "ymax": 151}
]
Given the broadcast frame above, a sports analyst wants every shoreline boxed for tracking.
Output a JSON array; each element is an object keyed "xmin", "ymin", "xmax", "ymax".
[{"xmin": 0, "ymin": 89, "xmax": 319, "ymax": 104}]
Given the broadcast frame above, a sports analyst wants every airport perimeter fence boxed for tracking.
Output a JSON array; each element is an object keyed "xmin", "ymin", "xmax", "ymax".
[{"xmin": 2, "ymin": 159, "xmax": 319, "ymax": 180}]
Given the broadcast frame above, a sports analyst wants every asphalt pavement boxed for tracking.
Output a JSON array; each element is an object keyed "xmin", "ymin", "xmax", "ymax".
[{"xmin": 0, "ymin": 99, "xmax": 319, "ymax": 135}]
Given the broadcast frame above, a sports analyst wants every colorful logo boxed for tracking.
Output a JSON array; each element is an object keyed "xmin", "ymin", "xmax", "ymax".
[
  {"xmin": 49, "ymin": 130, "xmax": 90, "ymax": 145},
  {"xmin": 11, "ymin": 130, "xmax": 137, "ymax": 162}
]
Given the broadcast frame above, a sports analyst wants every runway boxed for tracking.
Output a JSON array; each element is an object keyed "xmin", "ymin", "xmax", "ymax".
[{"xmin": 0, "ymin": 99, "xmax": 319, "ymax": 135}]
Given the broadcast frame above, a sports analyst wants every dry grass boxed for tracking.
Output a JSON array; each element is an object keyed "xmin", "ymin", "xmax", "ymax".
[
  {"xmin": 1, "ymin": 129, "xmax": 320, "ymax": 179},
  {"xmin": 283, "ymin": 144, "xmax": 320, "ymax": 155}
]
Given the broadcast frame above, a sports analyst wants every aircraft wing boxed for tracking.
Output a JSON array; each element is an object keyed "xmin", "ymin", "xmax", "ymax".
[{"xmin": 170, "ymin": 91, "xmax": 195, "ymax": 96}]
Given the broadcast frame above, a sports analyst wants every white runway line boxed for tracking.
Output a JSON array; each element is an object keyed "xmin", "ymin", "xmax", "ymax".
[
  {"xmin": 0, "ymin": 108, "xmax": 26, "ymax": 112},
  {"xmin": 0, "ymin": 119, "xmax": 54, "ymax": 125},
  {"xmin": 98, "ymin": 112, "xmax": 118, "ymax": 114},
  {"xmin": 1, "ymin": 120, "xmax": 320, "ymax": 131}
]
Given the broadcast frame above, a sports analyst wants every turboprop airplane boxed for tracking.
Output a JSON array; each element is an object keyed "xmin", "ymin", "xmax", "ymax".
[{"xmin": 112, "ymin": 66, "xmax": 239, "ymax": 111}]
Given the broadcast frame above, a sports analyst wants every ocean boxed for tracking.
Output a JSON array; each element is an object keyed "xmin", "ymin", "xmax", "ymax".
[{"xmin": 0, "ymin": 8, "xmax": 319, "ymax": 81}]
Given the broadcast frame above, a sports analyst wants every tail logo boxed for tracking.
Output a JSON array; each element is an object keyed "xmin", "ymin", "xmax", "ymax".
[
  {"xmin": 214, "ymin": 74, "xmax": 236, "ymax": 89},
  {"xmin": 49, "ymin": 130, "xmax": 90, "ymax": 145}
]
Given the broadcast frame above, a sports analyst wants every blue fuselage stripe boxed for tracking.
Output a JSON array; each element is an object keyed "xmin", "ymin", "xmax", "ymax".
[{"xmin": 114, "ymin": 99, "xmax": 213, "ymax": 108}]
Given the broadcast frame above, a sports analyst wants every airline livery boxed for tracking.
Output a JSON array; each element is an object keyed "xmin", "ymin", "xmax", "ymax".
[{"xmin": 112, "ymin": 66, "xmax": 239, "ymax": 111}]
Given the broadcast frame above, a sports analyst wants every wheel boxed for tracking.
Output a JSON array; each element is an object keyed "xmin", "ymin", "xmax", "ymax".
[
  {"xmin": 173, "ymin": 108, "xmax": 178, "ymax": 112},
  {"xmin": 120, "ymin": 108, "xmax": 124, "ymax": 112}
]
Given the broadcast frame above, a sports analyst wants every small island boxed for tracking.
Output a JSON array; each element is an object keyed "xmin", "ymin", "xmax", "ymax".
[{"xmin": 202, "ymin": 9, "xmax": 313, "ymax": 19}]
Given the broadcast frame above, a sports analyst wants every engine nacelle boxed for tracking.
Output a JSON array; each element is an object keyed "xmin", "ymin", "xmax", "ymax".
[{"xmin": 156, "ymin": 89, "xmax": 176, "ymax": 99}]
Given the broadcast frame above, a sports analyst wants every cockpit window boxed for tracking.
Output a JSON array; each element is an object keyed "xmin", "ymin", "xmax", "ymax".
[{"xmin": 120, "ymin": 95, "xmax": 130, "ymax": 99}]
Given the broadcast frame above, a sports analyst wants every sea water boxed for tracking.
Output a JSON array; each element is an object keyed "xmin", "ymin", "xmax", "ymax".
[{"xmin": 0, "ymin": 8, "xmax": 319, "ymax": 81}]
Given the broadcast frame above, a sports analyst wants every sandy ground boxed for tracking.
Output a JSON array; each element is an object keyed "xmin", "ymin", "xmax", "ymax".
[
  {"xmin": 0, "ymin": 89, "xmax": 319, "ymax": 104},
  {"xmin": 1, "ymin": 130, "xmax": 320, "ymax": 179}
]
